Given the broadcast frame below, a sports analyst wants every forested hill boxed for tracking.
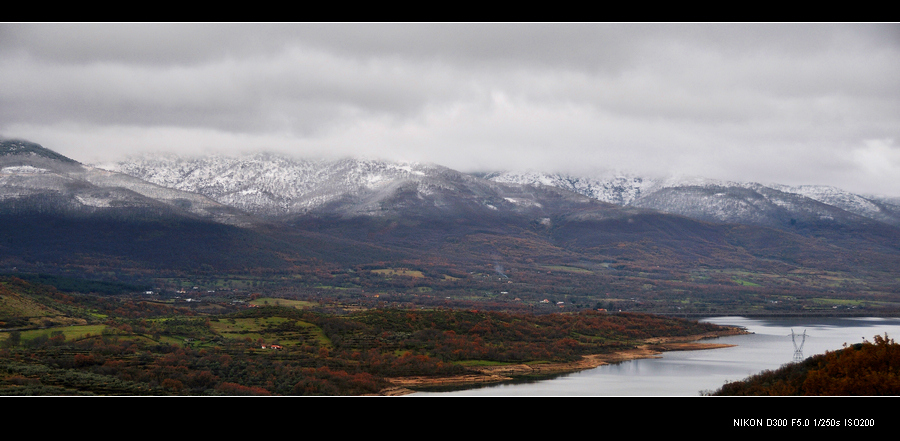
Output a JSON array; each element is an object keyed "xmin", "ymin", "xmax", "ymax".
[{"xmin": 711, "ymin": 333, "xmax": 900, "ymax": 396}]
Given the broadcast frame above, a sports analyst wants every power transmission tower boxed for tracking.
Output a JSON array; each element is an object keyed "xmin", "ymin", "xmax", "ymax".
[{"xmin": 791, "ymin": 329, "xmax": 807, "ymax": 362}]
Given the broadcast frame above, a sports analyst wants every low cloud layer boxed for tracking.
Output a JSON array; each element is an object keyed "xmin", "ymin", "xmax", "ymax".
[{"xmin": 2, "ymin": 23, "xmax": 898, "ymax": 196}]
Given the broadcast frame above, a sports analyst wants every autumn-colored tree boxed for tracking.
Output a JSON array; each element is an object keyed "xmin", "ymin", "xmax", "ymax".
[
  {"xmin": 714, "ymin": 334, "xmax": 900, "ymax": 396},
  {"xmin": 216, "ymin": 382, "xmax": 271, "ymax": 396}
]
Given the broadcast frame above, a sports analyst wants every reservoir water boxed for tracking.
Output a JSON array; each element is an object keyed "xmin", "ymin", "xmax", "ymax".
[{"xmin": 412, "ymin": 316, "xmax": 900, "ymax": 396}]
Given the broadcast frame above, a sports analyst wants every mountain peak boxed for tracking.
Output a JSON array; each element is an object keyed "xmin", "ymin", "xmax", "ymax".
[{"xmin": 0, "ymin": 139, "xmax": 79, "ymax": 164}]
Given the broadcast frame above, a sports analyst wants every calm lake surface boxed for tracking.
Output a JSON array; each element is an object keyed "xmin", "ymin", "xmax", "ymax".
[{"xmin": 411, "ymin": 316, "xmax": 900, "ymax": 396}]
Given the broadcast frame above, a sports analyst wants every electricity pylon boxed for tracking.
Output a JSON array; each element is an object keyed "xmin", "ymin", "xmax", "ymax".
[{"xmin": 791, "ymin": 329, "xmax": 807, "ymax": 362}]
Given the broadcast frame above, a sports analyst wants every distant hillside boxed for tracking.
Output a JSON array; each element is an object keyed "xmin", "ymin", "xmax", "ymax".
[
  {"xmin": 0, "ymin": 276, "xmax": 88, "ymax": 329},
  {"xmin": 711, "ymin": 333, "xmax": 900, "ymax": 395}
]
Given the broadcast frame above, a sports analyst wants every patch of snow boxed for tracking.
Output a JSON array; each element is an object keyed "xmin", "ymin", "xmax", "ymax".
[
  {"xmin": 74, "ymin": 195, "xmax": 112, "ymax": 207},
  {"xmin": 2, "ymin": 165, "xmax": 49, "ymax": 174}
]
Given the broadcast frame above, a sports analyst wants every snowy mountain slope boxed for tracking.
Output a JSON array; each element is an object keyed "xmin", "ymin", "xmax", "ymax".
[
  {"xmin": 486, "ymin": 170, "xmax": 900, "ymax": 228},
  {"xmin": 1, "ymin": 140, "xmax": 255, "ymax": 226},
  {"xmin": 771, "ymin": 184, "xmax": 900, "ymax": 227},
  {"xmin": 104, "ymin": 153, "xmax": 602, "ymax": 219},
  {"xmin": 105, "ymin": 153, "xmax": 447, "ymax": 216},
  {"xmin": 483, "ymin": 170, "xmax": 656, "ymax": 206}
]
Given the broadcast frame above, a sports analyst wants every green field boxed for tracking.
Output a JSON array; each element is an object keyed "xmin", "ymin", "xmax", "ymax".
[
  {"xmin": 208, "ymin": 316, "xmax": 330, "ymax": 348},
  {"xmin": 248, "ymin": 298, "xmax": 316, "ymax": 309},
  {"xmin": 541, "ymin": 265, "xmax": 593, "ymax": 274},
  {"xmin": 371, "ymin": 268, "xmax": 425, "ymax": 278},
  {"xmin": 2, "ymin": 324, "xmax": 108, "ymax": 344}
]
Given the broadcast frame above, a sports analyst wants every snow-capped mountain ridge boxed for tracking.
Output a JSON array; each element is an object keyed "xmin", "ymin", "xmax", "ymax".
[
  {"xmin": 486, "ymin": 170, "xmax": 900, "ymax": 228},
  {"xmin": 105, "ymin": 153, "xmax": 540, "ymax": 218},
  {"xmin": 92, "ymin": 148, "xmax": 900, "ymax": 228}
]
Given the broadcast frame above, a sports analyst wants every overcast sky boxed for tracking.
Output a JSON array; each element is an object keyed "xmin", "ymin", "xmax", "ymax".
[{"xmin": 2, "ymin": 23, "xmax": 899, "ymax": 196}]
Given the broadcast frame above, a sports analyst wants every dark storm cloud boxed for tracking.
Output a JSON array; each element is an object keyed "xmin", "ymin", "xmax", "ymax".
[{"xmin": 1, "ymin": 23, "xmax": 898, "ymax": 196}]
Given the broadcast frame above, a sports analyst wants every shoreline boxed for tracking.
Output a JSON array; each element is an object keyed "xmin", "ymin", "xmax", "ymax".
[{"xmin": 378, "ymin": 327, "xmax": 748, "ymax": 396}]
